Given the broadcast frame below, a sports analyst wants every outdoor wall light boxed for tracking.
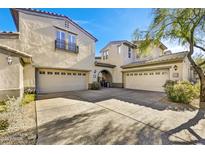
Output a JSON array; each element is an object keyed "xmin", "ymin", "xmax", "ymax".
[
  {"xmin": 7, "ymin": 56, "xmax": 13, "ymax": 65},
  {"xmin": 174, "ymin": 65, "xmax": 178, "ymax": 71}
]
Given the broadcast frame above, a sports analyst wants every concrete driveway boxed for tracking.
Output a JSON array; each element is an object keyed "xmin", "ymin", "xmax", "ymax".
[{"xmin": 36, "ymin": 88, "xmax": 205, "ymax": 145}]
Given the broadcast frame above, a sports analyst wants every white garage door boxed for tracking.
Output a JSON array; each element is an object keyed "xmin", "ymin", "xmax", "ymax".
[
  {"xmin": 37, "ymin": 69, "xmax": 88, "ymax": 93},
  {"xmin": 124, "ymin": 69, "xmax": 169, "ymax": 92}
]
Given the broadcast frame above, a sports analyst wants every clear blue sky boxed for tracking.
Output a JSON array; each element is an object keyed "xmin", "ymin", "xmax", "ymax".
[{"xmin": 0, "ymin": 8, "xmax": 184, "ymax": 56}]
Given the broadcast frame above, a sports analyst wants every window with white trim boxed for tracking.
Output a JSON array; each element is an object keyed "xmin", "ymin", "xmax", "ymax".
[
  {"xmin": 68, "ymin": 34, "xmax": 76, "ymax": 51},
  {"xmin": 102, "ymin": 51, "xmax": 106, "ymax": 60},
  {"xmin": 105, "ymin": 51, "xmax": 108, "ymax": 59},
  {"xmin": 56, "ymin": 31, "xmax": 65, "ymax": 49}
]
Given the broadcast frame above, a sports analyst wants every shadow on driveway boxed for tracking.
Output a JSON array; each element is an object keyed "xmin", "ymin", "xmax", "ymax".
[
  {"xmin": 37, "ymin": 88, "xmax": 198, "ymax": 112},
  {"xmin": 36, "ymin": 88, "xmax": 205, "ymax": 145}
]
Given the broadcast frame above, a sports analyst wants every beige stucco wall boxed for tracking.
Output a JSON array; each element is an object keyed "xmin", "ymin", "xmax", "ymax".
[
  {"xmin": 23, "ymin": 64, "xmax": 36, "ymax": 89},
  {"xmin": 92, "ymin": 66, "xmax": 114, "ymax": 83},
  {"xmin": 0, "ymin": 11, "xmax": 96, "ymax": 90},
  {"xmin": 18, "ymin": 12, "xmax": 95, "ymax": 70},
  {"xmin": 0, "ymin": 52, "xmax": 23, "ymax": 100},
  {"xmin": 134, "ymin": 45, "xmax": 164, "ymax": 61},
  {"xmin": 99, "ymin": 43, "xmax": 165, "ymax": 85},
  {"xmin": 99, "ymin": 44, "xmax": 134, "ymax": 84}
]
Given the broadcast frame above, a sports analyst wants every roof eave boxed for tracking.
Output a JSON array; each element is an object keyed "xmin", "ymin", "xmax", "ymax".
[
  {"xmin": 10, "ymin": 9, "xmax": 19, "ymax": 32},
  {"xmin": 10, "ymin": 8, "xmax": 98, "ymax": 42},
  {"xmin": 121, "ymin": 59, "xmax": 184, "ymax": 69},
  {"xmin": 95, "ymin": 61, "xmax": 116, "ymax": 68}
]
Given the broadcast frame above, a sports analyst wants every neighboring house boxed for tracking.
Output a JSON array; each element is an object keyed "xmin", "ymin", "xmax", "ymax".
[
  {"xmin": 0, "ymin": 8, "xmax": 195, "ymax": 100},
  {"xmin": 0, "ymin": 8, "xmax": 97, "ymax": 100},
  {"xmin": 96, "ymin": 40, "xmax": 194, "ymax": 92},
  {"xmin": 0, "ymin": 45, "xmax": 32, "ymax": 100}
]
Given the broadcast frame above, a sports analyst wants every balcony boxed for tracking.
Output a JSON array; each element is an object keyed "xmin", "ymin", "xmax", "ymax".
[{"xmin": 55, "ymin": 39, "xmax": 79, "ymax": 53}]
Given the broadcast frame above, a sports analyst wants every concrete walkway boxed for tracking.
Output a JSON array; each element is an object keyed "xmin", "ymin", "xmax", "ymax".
[{"xmin": 36, "ymin": 88, "xmax": 205, "ymax": 144}]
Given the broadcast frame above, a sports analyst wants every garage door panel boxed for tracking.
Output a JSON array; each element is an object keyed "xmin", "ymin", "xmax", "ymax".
[
  {"xmin": 125, "ymin": 69, "xmax": 169, "ymax": 92},
  {"xmin": 37, "ymin": 69, "xmax": 87, "ymax": 93}
]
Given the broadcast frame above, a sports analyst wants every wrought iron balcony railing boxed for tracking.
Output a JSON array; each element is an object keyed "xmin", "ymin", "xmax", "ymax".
[{"xmin": 55, "ymin": 39, "xmax": 79, "ymax": 53}]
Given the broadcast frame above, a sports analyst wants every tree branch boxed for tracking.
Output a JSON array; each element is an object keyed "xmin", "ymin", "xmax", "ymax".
[
  {"xmin": 198, "ymin": 60, "xmax": 205, "ymax": 66},
  {"xmin": 194, "ymin": 43, "xmax": 205, "ymax": 52}
]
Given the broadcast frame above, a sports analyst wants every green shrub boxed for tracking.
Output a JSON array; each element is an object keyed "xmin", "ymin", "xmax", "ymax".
[
  {"xmin": 21, "ymin": 94, "xmax": 35, "ymax": 105},
  {"xmin": 91, "ymin": 82, "xmax": 101, "ymax": 90},
  {"xmin": 0, "ymin": 119, "xmax": 9, "ymax": 130},
  {"xmin": 0, "ymin": 101, "xmax": 7, "ymax": 112},
  {"xmin": 164, "ymin": 80, "xmax": 200, "ymax": 104}
]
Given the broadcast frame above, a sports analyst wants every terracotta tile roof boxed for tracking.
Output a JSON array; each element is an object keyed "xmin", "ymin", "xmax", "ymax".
[
  {"xmin": 0, "ymin": 31, "xmax": 20, "ymax": 35},
  {"xmin": 10, "ymin": 8, "xmax": 97, "ymax": 42},
  {"xmin": 0, "ymin": 44, "xmax": 32, "ymax": 58},
  {"xmin": 95, "ymin": 61, "xmax": 116, "ymax": 68},
  {"xmin": 121, "ymin": 51, "xmax": 188, "ymax": 69}
]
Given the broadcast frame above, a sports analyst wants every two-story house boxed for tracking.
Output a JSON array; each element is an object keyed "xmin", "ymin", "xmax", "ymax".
[
  {"xmin": 0, "ymin": 8, "xmax": 97, "ymax": 100},
  {"xmin": 96, "ymin": 40, "xmax": 194, "ymax": 92},
  {"xmin": 0, "ymin": 8, "xmax": 194, "ymax": 101}
]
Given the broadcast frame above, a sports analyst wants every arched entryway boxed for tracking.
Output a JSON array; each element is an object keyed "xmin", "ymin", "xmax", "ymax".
[{"xmin": 97, "ymin": 70, "xmax": 112, "ymax": 88}]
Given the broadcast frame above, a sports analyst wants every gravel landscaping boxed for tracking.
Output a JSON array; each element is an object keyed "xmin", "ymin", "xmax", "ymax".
[{"xmin": 0, "ymin": 98, "xmax": 37, "ymax": 144}]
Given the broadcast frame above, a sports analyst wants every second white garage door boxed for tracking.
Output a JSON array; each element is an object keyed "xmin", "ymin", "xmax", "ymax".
[
  {"xmin": 37, "ymin": 69, "xmax": 88, "ymax": 93},
  {"xmin": 124, "ymin": 69, "xmax": 169, "ymax": 92}
]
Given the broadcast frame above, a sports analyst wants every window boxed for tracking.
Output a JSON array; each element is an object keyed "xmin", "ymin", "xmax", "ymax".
[
  {"xmin": 126, "ymin": 73, "xmax": 129, "ymax": 76},
  {"xmin": 78, "ymin": 73, "xmax": 82, "ymax": 76},
  {"xmin": 102, "ymin": 50, "xmax": 108, "ymax": 60},
  {"xmin": 144, "ymin": 73, "xmax": 148, "ymax": 75},
  {"xmin": 102, "ymin": 51, "xmax": 108, "ymax": 60},
  {"xmin": 39, "ymin": 71, "xmax": 45, "ymax": 75},
  {"xmin": 134, "ymin": 73, "xmax": 138, "ymax": 76},
  {"xmin": 106, "ymin": 51, "xmax": 108, "ymax": 59},
  {"xmin": 130, "ymin": 73, "xmax": 133, "ymax": 76},
  {"xmin": 102, "ymin": 52, "xmax": 105, "ymax": 60},
  {"xmin": 155, "ymin": 72, "xmax": 160, "ymax": 75},
  {"xmin": 149, "ymin": 72, "xmax": 154, "ymax": 75},
  {"xmin": 67, "ymin": 72, "xmax": 71, "ymax": 75},
  {"xmin": 56, "ymin": 31, "xmax": 65, "ymax": 49},
  {"xmin": 47, "ymin": 72, "xmax": 53, "ymax": 75},
  {"xmin": 139, "ymin": 73, "xmax": 142, "ymax": 76},
  {"xmin": 82, "ymin": 73, "xmax": 86, "ymax": 76},
  {"xmin": 73, "ymin": 73, "xmax": 76, "ymax": 76},
  {"xmin": 61, "ymin": 72, "xmax": 66, "ymax": 75},
  {"xmin": 68, "ymin": 34, "xmax": 76, "ymax": 51},
  {"xmin": 128, "ymin": 47, "xmax": 131, "ymax": 58},
  {"xmin": 55, "ymin": 72, "xmax": 60, "ymax": 75}
]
